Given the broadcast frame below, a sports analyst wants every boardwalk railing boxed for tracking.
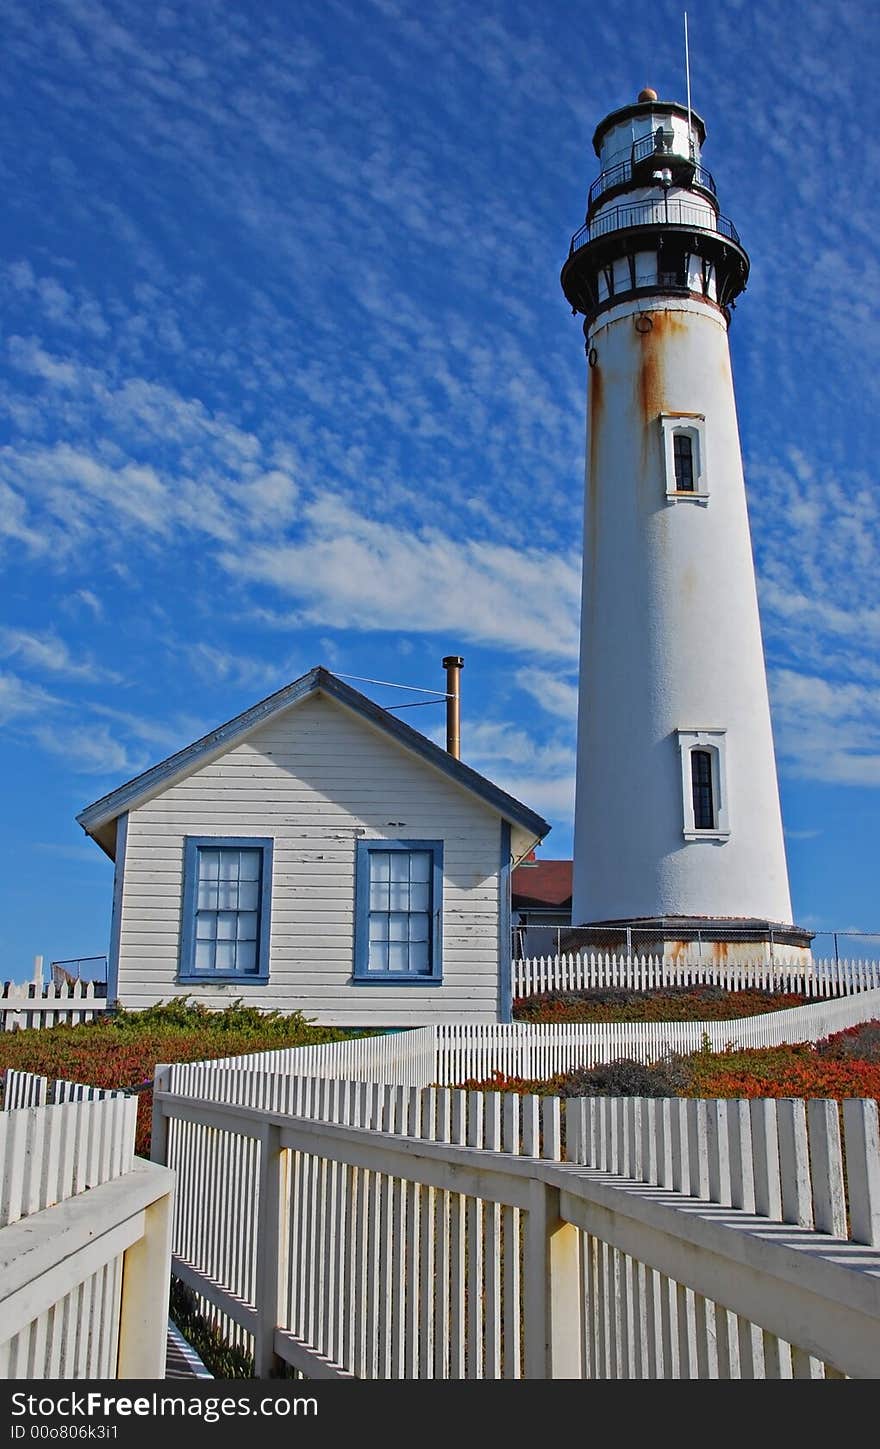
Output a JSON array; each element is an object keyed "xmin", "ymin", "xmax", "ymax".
[
  {"xmin": 0, "ymin": 1078, "xmax": 174, "ymax": 1379},
  {"xmin": 1, "ymin": 980, "xmax": 108, "ymax": 1032},
  {"xmin": 513, "ymin": 953, "xmax": 880, "ymax": 1000},
  {"xmin": 152, "ymin": 1067, "xmax": 880, "ymax": 1378}
]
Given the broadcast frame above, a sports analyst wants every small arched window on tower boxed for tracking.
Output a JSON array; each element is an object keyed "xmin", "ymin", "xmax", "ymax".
[
  {"xmin": 674, "ymin": 432, "xmax": 695, "ymax": 492},
  {"xmin": 677, "ymin": 729, "xmax": 730, "ymax": 840},
  {"xmin": 691, "ymin": 748, "xmax": 715, "ymax": 829},
  {"xmin": 660, "ymin": 414, "xmax": 708, "ymax": 501}
]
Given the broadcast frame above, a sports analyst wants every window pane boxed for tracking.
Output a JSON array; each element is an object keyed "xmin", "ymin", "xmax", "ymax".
[
  {"xmin": 389, "ymin": 853, "xmax": 408, "ymax": 882},
  {"xmin": 388, "ymin": 912, "xmax": 408, "ymax": 942},
  {"xmin": 196, "ymin": 912, "xmax": 217, "ymax": 940},
  {"xmin": 217, "ymin": 881, "xmax": 238, "ymax": 910},
  {"xmin": 388, "ymin": 942, "xmax": 408, "ymax": 972},
  {"xmin": 239, "ymin": 880, "xmax": 259, "ymax": 911},
  {"xmin": 409, "ymin": 942, "xmax": 429, "ymax": 974},
  {"xmin": 409, "ymin": 913, "xmax": 429, "ymax": 942},
  {"xmin": 215, "ymin": 941, "xmax": 236, "ymax": 971},
  {"xmin": 370, "ymin": 852, "xmax": 390, "ymax": 882},
  {"xmin": 237, "ymin": 911, "xmax": 258, "ymax": 941},
  {"xmin": 389, "ymin": 881, "xmax": 409, "ymax": 910},
  {"xmin": 369, "ymin": 915, "xmax": 386, "ymax": 942},
  {"xmin": 236, "ymin": 941, "xmax": 257, "ymax": 972},
  {"xmin": 216, "ymin": 911, "xmax": 237, "ymax": 941},
  {"xmin": 219, "ymin": 852, "xmax": 238, "ymax": 882},
  {"xmin": 370, "ymin": 881, "xmax": 390, "ymax": 911},
  {"xmin": 410, "ymin": 852, "xmax": 431, "ymax": 883},
  {"xmin": 194, "ymin": 939, "xmax": 214, "ymax": 970},
  {"xmin": 199, "ymin": 850, "xmax": 220, "ymax": 882},
  {"xmin": 239, "ymin": 850, "xmax": 261, "ymax": 881},
  {"xmin": 198, "ymin": 881, "xmax": 218, "ymax": 911},
  {"xmin": 410, "ymin": 883, "xmax": 429, "ymax": 912},
  {"xmin": 368, "ymin": 942, "xmax": 389, "ymax": 972}
]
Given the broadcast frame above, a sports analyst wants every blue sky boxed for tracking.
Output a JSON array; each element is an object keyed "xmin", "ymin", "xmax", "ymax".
[{"xmin": 2, "ymin": 0, "xmax": 878, "ymax": 981}]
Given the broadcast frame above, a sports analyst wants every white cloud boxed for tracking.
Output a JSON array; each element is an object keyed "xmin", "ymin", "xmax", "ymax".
[
  {"xmin": 515, "ymin": 667, "xmax": 579, "ymax": 720},
  {"xmin": 0, "ymin": 672, "xmax": 60, "ymax": 723},
  {"xmin": 179, "ymin": 643, "xmax": 294, "ymax": 694},
  {"xmin": 769, "ymin": 668, "xmax": 880, "ymax": 787},
  {"xmin": 88, "ymin": 703, "xmax": 206, "ymax": 754},
  {"xmin": 0, "ymin": 626, "xmax": 117, "ymax": 682},
  {"xmin": 67, "ymin": 589, "xmax": 104, "ymax": 619},
  {"xmin": 33, "ymin": 722, "xmax": 147, "ymax": 776},
  {"xmin": 220, "ymin": 496, "xmax": 581, "ymax": 659}
]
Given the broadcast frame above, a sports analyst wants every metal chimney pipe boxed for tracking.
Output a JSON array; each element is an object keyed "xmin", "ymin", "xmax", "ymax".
[{"xmin": 442, "ymin": 655, "xmax": 464, "ymax": 759}]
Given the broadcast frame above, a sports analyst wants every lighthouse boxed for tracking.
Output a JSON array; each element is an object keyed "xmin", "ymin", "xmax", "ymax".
[{"xmin": 561, "ymin": 89, "xmax": 810, "ymax": 960}]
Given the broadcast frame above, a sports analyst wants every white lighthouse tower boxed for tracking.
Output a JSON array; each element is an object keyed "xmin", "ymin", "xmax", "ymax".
[{"xmin": 561, "ymin": 89, "xmax": 809, "ymax": 960}]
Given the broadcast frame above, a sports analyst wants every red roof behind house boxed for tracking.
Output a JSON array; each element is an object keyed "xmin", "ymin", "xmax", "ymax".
[{"xmin": 511, "ymin": 857, "xmax": 573, "ymax": 910}]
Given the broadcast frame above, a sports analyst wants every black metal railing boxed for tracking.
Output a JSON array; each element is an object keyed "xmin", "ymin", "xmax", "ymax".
[
  {"xmin": 588, "ymin": 154, "xmax": 716, "ymax": 210},
  {"xmin": 569, "ymin": 200, "xmax": 741, "ymax": 256},
  {"xmin": 631, "ymin": 131, "xmax": 694, "ymax": 166}
]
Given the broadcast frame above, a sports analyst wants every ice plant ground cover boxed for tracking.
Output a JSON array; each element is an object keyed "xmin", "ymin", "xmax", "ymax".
[
  {"xmin": 461, "ymin": 1020, "xmax": 880, "ymax": 1103},
  {"xmin": 0, "ymin": 999, "xmax": 346, "ymax": 1153},
  {"xmin": 513, "ymin": 984, "xmax": 809, "ymax": 1023}
]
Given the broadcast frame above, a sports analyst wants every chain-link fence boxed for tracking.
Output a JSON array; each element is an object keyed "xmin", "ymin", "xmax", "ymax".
[{"xmin": 512, "ymin": 922, "xmax": 880, "ymax": 964}]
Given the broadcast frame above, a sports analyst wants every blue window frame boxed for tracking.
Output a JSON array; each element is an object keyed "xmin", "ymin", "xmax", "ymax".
[
  {"xmin": 354, "ymin": 840, "xmax": 443, "ymax": 984},
  {"xmin": 179, "ymin": 837, "xmax": 273, "ymax": 983}
]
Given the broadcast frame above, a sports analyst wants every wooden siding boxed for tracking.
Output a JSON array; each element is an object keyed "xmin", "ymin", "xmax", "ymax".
[{"xmin": 117, "ymin": 693, "xmax": 504, "ymax": 1025}]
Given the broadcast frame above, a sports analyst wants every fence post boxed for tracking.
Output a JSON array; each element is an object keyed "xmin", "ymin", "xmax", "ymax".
[
  {"xmin": 151, "ymin": 1065, "xmax": 171, "ymax": 1165},
  {"xmin": 254, "ymin": 1122, "xmax": 287, "ymax": 1377},
  {"xmin": 116, "ymin": 1168, "xmax": 175, "ymax": 1377},
  {"xmin": 32, "ymin": 955, "xmax": 43, "ymax": 987},
  {"xmin": 523, "ymin": 1180, "xmax": 583, "ymax": 1378}
]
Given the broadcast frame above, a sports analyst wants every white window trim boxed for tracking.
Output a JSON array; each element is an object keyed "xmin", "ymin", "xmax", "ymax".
[
  {"xmin": 660, "ymin": 413, "xmax": 708, "ymax": 502},
  {"xmin": 677, "ymin": 728, "xmax": 730, "ymax": 840}
]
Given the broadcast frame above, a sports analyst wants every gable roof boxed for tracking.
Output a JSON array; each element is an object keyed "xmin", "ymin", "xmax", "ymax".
[
  {"xmin": 511, "ymin": 858, "xmax": 573, "ymax": 911},
  {"xmin": 76, "ymin": 665, "xmax": 551, "ymax": 853}
]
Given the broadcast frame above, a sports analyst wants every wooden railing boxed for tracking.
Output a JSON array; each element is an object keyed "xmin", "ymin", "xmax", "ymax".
[
  {"xmin": 0, "ymin": 1079, "xmax": 174, "ymax": 1379},
  {"xmin": 153, "ymin": 1067, "xmax": 880, "ymax": 1378}
]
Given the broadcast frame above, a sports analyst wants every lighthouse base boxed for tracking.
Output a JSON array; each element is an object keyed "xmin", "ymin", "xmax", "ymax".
[{"xmin": 566, "ymin": 917, "xmax": 814, "ymax": 967}]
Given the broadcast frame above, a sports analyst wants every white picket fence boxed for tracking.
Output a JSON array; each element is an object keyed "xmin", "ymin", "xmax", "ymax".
[
  {"xmin": 2, "ymin": 1068, "xmax": 129, "ymax": 1110},
  {"xmin": 221, "ymin": 1027, "xmax": 439, "ymax": 1086},
  {"xmin": 434, "ymin": 988, "xmax": 880, "ymax": 1083},
  {"xmin": 1, "ymin": 980, "xmax": 108, "ymax": 1032},
  {"xmin": 0, "ymin": 1076, "xmax": 174, "ymax": 1379},
  {"xmin": 152, "ymin": 1065, "xmax": 880, "ymax": 1378},
  {"xmin": 513, "ymin": 953, "xmax": 880, "ymax": 1000},
  {"xmin": 194, "ymin": 987, "xmax": 880, "ymax": 1091}
]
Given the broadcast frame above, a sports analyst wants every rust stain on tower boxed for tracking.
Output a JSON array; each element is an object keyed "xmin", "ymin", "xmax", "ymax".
[{"xmin": 637, "ymin": 321, "xmax": 663, "ymax": 423}]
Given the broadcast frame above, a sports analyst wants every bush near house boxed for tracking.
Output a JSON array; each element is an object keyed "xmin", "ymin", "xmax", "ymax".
[
  {"xmin": 0, "ymin": 999, "xmax": 349, "ymax": 1155},
  {"xmin": 462, "ymin": 1021, "xmax": 880, "ymax": 1103},
  {"xmin": 513, "ymin": 984, "xmax": 808, "ymax": 1023}
]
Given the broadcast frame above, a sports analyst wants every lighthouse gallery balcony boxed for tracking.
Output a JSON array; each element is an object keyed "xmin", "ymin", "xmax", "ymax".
[{"xmin": 569, "ymin": 200, "xmax": 741, "ymax": 257}]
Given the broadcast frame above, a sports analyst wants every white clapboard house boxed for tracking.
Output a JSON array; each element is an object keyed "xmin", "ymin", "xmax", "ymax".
[{"xmin": 76, "ymin": 668, "xmax": 550, "ymax": 1027}]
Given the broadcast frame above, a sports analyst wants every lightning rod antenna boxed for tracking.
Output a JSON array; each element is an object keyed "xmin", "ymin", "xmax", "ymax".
[{"xmin": 684, "ymin": 12, "xmax": 693, "ymax": 156}]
